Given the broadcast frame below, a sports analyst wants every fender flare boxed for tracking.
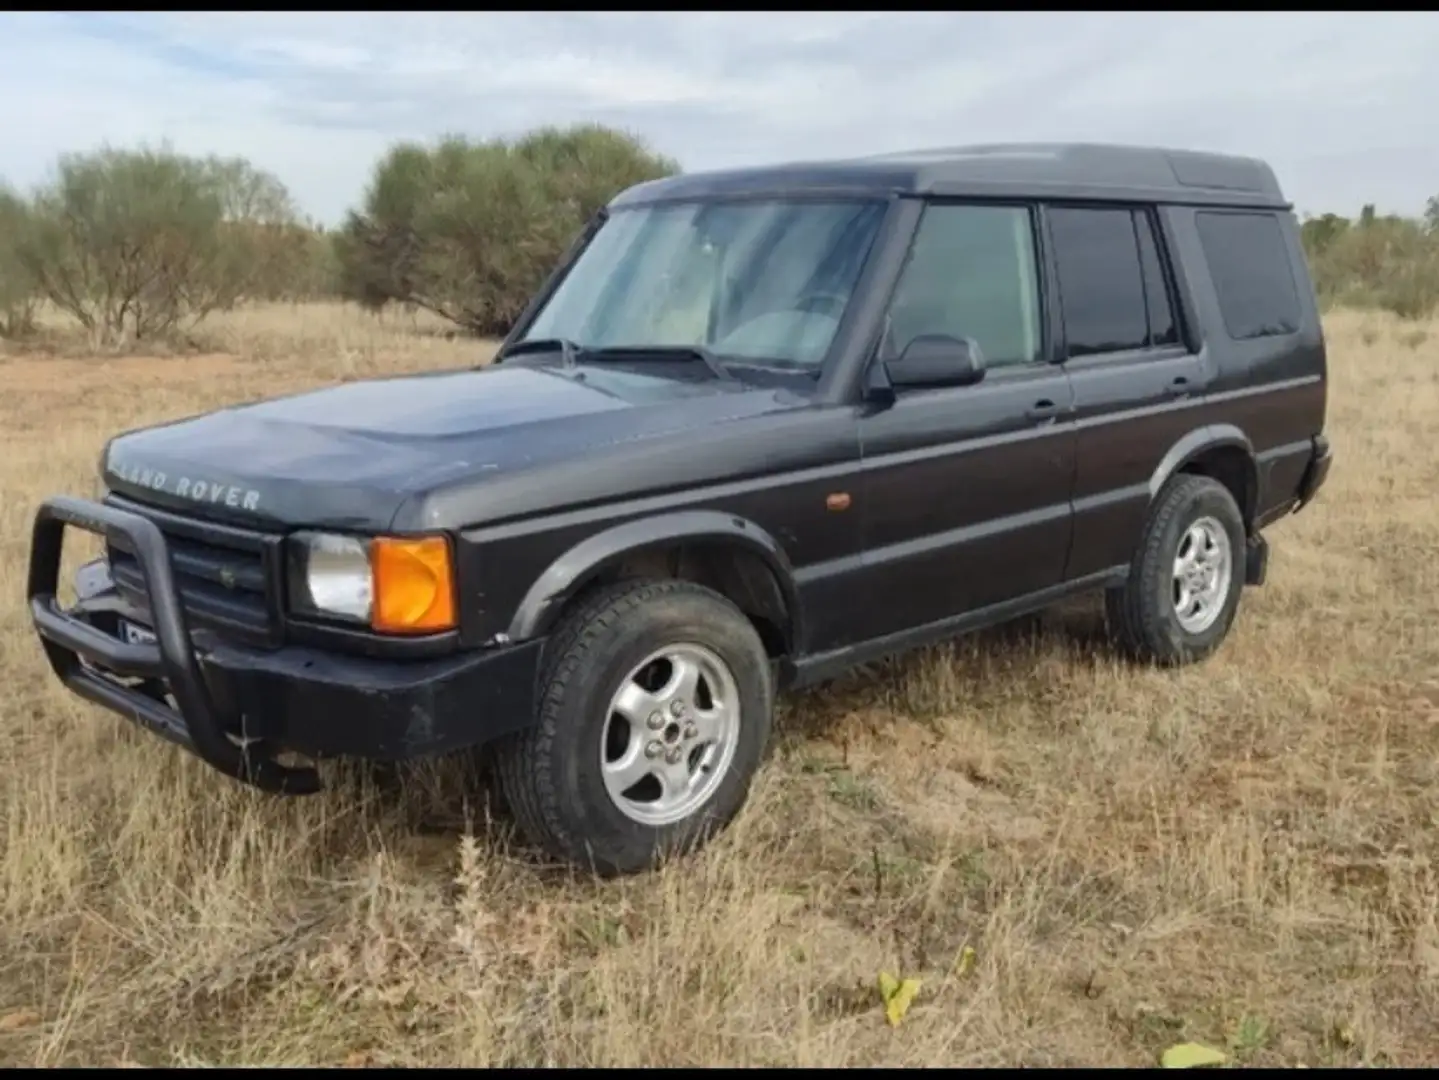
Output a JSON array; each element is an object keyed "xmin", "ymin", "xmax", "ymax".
[
  {"xmin": 1148, "ymin": 423, "xmax": 1258, "ymax": 523},
  {"xmin": 505, "ymin": 510, "xmax": 803, "ymax": 644}
]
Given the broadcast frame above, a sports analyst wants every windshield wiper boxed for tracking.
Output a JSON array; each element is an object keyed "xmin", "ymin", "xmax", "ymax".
[
  {"xmin": 497, "ymin": 337, "xmax": 585, "ymax": 366},
  {"xmin": 584, "ymin": 344, "xmax": 733, "ymax": 381},
  {"xmin": 500, "ymin": 340, "xmax": 735, "ymax": 381}
]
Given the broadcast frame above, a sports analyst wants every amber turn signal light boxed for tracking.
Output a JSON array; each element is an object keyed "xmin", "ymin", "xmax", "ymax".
[{"xmin": 370, "ymin": 535, "xmax": 457, "ymax": 634}]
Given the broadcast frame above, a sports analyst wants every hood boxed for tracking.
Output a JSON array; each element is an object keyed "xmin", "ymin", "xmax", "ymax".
[{"xmin": 102, "ymin": 360, "xmax": 807, "ymax": 532}]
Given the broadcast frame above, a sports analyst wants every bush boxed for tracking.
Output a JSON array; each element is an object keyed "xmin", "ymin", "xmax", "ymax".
[
  {"xmin": 1303, "ymin": 205, "xmax": 1439, "ymax": 320},
  {"xmin": 336, "ymin": 124, "xmax": 679, "ymax": 336},
  {"xmin": 0, "ymin": 187, "xmax": 37, "ymax": 338},
  {"xmin": 16, "ymin": 146, "xmax": 302, "ymax": 344},
  {"xmin": 237, "ymin": 220, "xmax": 341, "ymax": 303}
]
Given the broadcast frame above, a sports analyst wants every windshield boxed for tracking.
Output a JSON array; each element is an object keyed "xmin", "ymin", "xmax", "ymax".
[{"xmin": 519, "ymin": 198, "xmax": 887, "ymax": 371}]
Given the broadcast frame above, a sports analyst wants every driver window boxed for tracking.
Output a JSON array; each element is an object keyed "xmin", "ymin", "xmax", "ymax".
[{"xmin": 885, "ymin": 204, "xmax": 1041, "ymax": 368}]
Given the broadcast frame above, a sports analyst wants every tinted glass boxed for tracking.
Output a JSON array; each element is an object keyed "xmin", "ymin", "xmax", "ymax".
[
  {"xmin": 1135, "ymin": 211, "xmax": 1179, "ymax": 347},
  {"xmin": 1196, "ymin": 211, "xmax": 1301, "ymax": 340},
  {"xmin": 885, "ymin": 204, "xmax": 1042, "ymax": 368},
  {"xmin": 1048, "ymin": 206, "xmax": 1149, "ymax": 357}
]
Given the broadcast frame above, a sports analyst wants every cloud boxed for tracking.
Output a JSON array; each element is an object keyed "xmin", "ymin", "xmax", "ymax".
[{"xmin": 0, "ymin": 12, "xmax": 1435, "ymax": 224}]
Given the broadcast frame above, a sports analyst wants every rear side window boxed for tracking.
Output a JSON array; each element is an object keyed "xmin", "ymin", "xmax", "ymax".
[
  {"xmin": 1048, "ymin": 206, "xmax": 1179, "ymax": 358},
  {"xmin": 1195, "ymin": 211, "xmax": 1301, "ymax": 340}
]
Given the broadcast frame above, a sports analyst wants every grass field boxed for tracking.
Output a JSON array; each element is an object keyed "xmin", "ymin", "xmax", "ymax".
[{"xmin": 1, "ymin": 303, "xmax": 1436, "ymax": 1066}]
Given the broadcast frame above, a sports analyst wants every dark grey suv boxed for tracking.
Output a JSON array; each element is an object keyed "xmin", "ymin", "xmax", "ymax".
[{"xmin": 28, "ymin": 142, "xmax": 1333, "ymax": 874}]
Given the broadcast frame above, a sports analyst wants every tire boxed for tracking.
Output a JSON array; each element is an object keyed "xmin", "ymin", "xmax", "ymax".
[
  {"xmin": 1104, "ymin": 474, "xmax": 1246, "ymax": 666},
  {"xmin": 495, "ymin": 578, "xmax": 774, "ymax": 876}
]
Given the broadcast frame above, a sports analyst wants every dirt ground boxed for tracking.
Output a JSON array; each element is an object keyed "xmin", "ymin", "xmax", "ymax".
[{"xmin": 1, "ymin": 303, "xmax": 1436, "ymax": 1066}]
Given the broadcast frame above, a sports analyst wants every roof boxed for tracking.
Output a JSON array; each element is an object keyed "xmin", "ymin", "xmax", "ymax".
[{"xmin": 610, "ymin": 142, "xmax": 1289, "ymax": 211}]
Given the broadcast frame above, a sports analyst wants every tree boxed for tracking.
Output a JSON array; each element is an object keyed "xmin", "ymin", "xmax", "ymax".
[
  {"xmin": 17, "ymin": 146, "xmax": 301, "ymax": 344},
  {"xmin": 336, "ymin": 124, "xmax": 679, "ymax": 336}
]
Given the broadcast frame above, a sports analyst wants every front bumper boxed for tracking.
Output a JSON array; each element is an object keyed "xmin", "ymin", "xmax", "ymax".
[{"xmin": 28, "ymin": 496, "xmax": 543, "ymax": 794}]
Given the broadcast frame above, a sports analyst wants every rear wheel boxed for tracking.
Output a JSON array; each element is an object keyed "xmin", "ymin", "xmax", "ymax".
[
  {"xmin": 1104, "ymin": 474, "xmax": 1246, "ymax": 666},
  {"xmin": 495, "ymin": 578, "xmax": 773, "ymax": 876}
]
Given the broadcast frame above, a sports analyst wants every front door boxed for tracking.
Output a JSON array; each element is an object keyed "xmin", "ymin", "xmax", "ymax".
[{"xmin": 857, "ymin": 201, "xmax": 1077, "ymax": 640}]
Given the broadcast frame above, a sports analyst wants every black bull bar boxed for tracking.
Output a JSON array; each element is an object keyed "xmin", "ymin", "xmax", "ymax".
[{"xmin": 27, "ymin": 495, "xmax": 320, "ymax": 794}]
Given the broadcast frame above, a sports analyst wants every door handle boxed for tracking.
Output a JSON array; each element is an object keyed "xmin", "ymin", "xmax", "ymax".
[
  {"xmin": 1166, "ymin": 376, "xmax": 1192, "ymax": 398},
  {"xmin": 1026, "ymin": 399, "xmax": 1060, "ymax": 423}
]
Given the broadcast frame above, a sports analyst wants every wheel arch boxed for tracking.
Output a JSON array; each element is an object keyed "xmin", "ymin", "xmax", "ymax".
[
  {"xmin": 1148, "ymin": 424, "xmax": 1258, "ymax": 531},
  {"xmin": 505, "ymin": 510, "xmax": 802, "ymax": 657}
]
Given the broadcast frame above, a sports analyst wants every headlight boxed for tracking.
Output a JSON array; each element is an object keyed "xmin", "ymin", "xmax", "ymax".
[
  {"xmin": 286, "ymin": 531, "xmax": 456, "ymax": 635},
  {"xmin": 287, "ymin": 533, "xmax": 373, "ymax": 623}
]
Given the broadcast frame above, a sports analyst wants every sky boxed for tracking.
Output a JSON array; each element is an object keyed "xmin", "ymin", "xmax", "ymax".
[{"xmin": 1, "ymin": 12, "xmax": 1436, "ymax": 226}]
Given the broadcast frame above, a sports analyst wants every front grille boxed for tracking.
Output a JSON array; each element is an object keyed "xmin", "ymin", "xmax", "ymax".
[{"xmin": 104, "ymin": 496, "xmax": 281, "ymax": 646}]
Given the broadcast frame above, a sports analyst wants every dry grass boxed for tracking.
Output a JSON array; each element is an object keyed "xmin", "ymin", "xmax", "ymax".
[{"xmin": 1, "ymin": 302, "xmax": 1437, "ymax": 1066}]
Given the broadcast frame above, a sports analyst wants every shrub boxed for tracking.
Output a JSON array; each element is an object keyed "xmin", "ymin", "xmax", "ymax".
[
  {"xmin": 16, "ymin": 146, "xmax": 301, "ymax": 344},
  {"xmin": 1303, "ymin": 205, "xmax": 1439, "ymax": 320},
  {"xmin": 0, "ymin": 186, "xmax": 37, "ymax": 338},
  {"xmin": 336, "ymin": 124, "xmax": 679, "ymax": 337}
]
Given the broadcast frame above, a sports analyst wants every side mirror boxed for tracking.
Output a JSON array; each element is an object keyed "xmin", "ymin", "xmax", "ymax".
[{"xmin": 882, "ymin": 334, "xmax": 987, "ymax": 390}]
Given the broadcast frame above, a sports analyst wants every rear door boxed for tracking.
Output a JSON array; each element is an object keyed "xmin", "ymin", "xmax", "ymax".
[
  {"xmin": 1045, "ymin": 204, "xmax": 1211, "ymax": 580},
  {"xmin": 856, "ymin": 201, "xmax": 1077, "ymax": 640}
]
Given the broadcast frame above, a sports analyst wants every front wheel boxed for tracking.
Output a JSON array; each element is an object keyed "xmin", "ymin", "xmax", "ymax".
[
  {"xmin": 495, "ymin": 578, "xmax": 774, "ymax": 876},
  {"xmin": 1104, "ymin": 474, "xmax": 1246, "ymax": 666}
]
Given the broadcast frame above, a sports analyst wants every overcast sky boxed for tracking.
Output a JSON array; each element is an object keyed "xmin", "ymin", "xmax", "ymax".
[{"xmin": 2, "ymin": 12, "xmax": 1436, "ymax": 225}]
